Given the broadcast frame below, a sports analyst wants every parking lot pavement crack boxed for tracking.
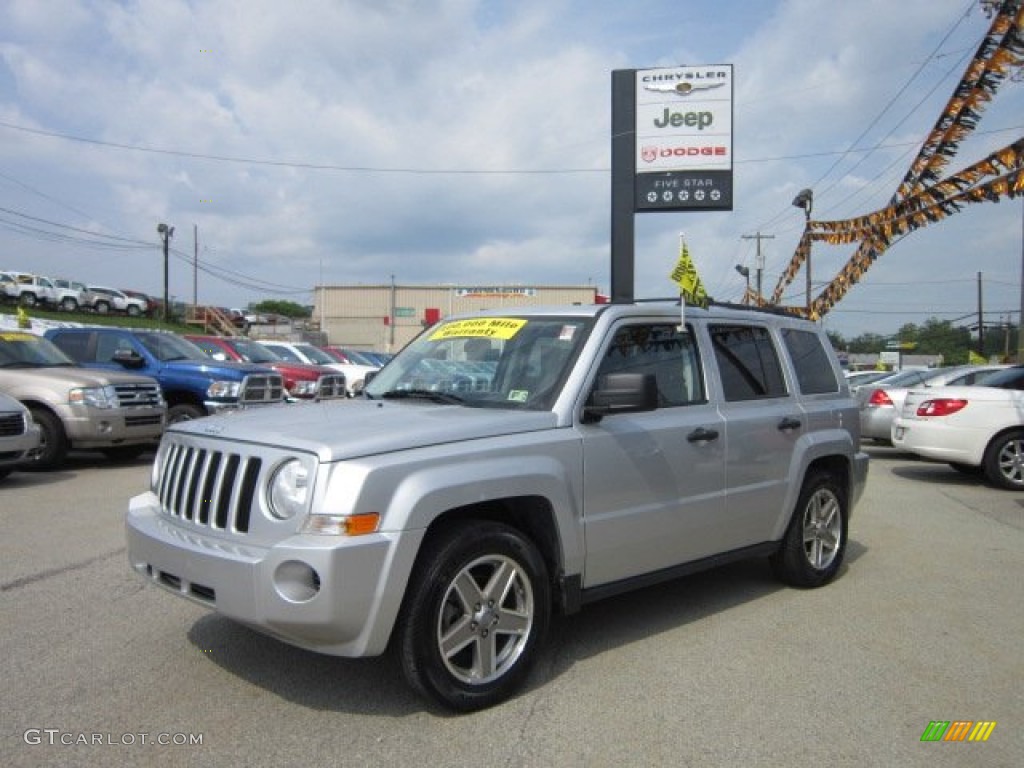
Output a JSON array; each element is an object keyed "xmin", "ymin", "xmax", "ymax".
[{"xmin": 0, "ymin": 547, "xmax": 126, "ymax": 593}]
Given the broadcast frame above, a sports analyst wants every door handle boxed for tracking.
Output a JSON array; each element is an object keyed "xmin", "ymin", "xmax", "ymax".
[
  {"xmin": 687, "ymin": 427, "xmax": 720, "ymax": 443},
  {"xmin": 778, "ymin": 416, "xmax": 801, "ymax": 431}
]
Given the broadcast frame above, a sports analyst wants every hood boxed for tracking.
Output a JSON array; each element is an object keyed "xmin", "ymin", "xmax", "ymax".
[
  {"xmin": 0, "ymin": 365, "xmax": 158, "ymax": 388},
  {"xmin": 171, "ymin": 398, "xmax": 558, "ymax": 461},
  {"xmin": 161, "ymin": 359, "xmax": 277, "ymax": 378}
]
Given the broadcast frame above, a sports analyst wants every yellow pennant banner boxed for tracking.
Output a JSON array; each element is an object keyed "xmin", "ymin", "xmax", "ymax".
[{"xmin": 669, "ymin": 239, "xmax": 708, "ymax": 308}]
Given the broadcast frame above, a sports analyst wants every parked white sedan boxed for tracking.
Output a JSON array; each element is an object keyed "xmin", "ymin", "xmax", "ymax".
[{"xmin": 892, "ymin": 365, "xmax": 1024, "ymax": 490}]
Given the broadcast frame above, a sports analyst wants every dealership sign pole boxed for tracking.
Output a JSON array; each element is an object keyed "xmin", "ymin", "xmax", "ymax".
[{"xmin": 610, "ymin": 64, "xmax": 733, "ymax": 303}]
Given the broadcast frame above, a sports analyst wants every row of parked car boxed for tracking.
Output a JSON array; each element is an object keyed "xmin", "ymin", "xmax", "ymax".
[
  {"xmin": 0, "ymin": 270, "xmax": 151, "ymax": 315},
  {"xmin": 0, "ymin": 325, "xmax": 386, "ymax": 480},
  {"xmin": 850, "ymin": 363, "xmax": 1024, "ymax": 490}
]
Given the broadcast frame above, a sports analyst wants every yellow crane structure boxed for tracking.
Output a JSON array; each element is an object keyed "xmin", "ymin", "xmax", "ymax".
[{"xmin": 766, "ymin": 0, "xmax": 1024, "ymax": 320}]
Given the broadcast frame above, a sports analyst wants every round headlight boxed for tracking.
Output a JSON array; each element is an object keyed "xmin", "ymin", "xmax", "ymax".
[{"xmin": 268, "ymin": 459, "xmax": 310, "ymax": 520}]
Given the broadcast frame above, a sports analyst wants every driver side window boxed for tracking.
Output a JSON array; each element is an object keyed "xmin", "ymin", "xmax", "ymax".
[{"xmin": 595, "ymin": 324, "xmax": 705, "ymax": 407}]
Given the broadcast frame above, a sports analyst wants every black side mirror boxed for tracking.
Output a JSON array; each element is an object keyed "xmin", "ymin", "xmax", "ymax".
[
  {"xmin": 582, "ymin": 373, "xmax": 658, "ymax": 422},
  {"xmin": 112, "ymin": 348, "xmax": 145, "ymax": 369}
]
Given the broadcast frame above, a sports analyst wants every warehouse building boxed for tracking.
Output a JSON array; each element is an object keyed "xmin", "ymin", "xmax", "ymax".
[{"xmin": 312, "ymin": 283, "xmax": 602, "ymax": 351}]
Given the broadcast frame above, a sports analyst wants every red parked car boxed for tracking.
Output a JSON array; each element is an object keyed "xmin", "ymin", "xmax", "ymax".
[{"xmin": 185, "ymin": 335, "xmax": 347, "ymax": 401}]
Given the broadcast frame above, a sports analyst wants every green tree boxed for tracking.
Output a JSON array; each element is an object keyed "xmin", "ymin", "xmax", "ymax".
[{"xmin": 249, "ymin": 300, "xmax": 311, "ymax": 318}]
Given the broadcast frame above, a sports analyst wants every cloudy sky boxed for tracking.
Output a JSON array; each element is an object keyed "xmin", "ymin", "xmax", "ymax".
[{"xmin": 1, "ymin": 0, "xmax": 1021, "ymax": 338}]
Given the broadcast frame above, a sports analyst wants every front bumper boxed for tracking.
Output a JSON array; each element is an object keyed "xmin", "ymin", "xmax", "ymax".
[
  {"xmin": 0, "ymin": 423, "xmax": 41, "ymax": 466},
  {"xmin": 126, "ymin": 492, "xmax": 416, "ymax": 657},
  {"xmin": 59, "ymin": 405, "xmax": 164, "ymax": 447}
]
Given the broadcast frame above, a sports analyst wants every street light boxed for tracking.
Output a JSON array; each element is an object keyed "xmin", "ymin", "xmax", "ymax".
[
  {"xmin": 157, "ymin": 222, "xmax": 174, "ymax": 323},
  {"xmin": 792, "ymin": 188, "xmax": 813, "ymax": 314},
  {"xmin": 734, "ymin": 264, "xmax": 750, "ymax": 304}
]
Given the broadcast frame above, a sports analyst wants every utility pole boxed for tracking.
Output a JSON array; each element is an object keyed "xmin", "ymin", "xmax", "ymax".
[
  {"xmin": 157, "ymin": 223, "xmax": 174, "ymax": 323},
  {"xmin": 978, "ymin": 271, "xmax": 985, "ymax": 358},
  {"xmin": 193, "ymin": 224, "xmax": 198, "ymax": 308},
  {"xmin": 741, "ymin": 232, "xmax": 774, "ymax": 304}
]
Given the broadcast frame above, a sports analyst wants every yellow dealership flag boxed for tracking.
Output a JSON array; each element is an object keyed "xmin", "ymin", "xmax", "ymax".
[
  {"xmin": 669, "ymin": 236, "xmax": 709, "ymax": 309},
  {"xmin": 968, "ymin": 350, "xmax": 987, "ymax": 364}
]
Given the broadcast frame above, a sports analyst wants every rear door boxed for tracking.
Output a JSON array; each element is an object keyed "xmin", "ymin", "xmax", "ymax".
[{"xmin": 708, "ymin": 322, "xmax": 801, "ymax": 545}]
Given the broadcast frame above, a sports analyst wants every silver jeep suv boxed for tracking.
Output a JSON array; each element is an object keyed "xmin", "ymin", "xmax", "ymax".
[{"xmin": 127, "ymin": 301, "xmax": 868, "ymax": 711}]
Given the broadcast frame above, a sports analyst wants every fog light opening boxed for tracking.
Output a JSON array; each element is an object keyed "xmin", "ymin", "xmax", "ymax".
[{"xmin": 273, "ymin": 560, "xmax": 322, "ymax": 603}]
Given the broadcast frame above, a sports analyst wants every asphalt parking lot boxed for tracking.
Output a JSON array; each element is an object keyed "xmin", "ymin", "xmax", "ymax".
[{"xmin": 1, "ymin": 445, "xmax": 1021, "ymax": 767}]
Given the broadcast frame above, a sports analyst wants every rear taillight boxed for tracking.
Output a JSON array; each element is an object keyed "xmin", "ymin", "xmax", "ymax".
[
  {"xmin": 917, "ymin": 398, "xmax": 968, "ymax": 417},
  {"xmin": 868, "ymin": 389, "xmax": 893, "ymax": 406}
]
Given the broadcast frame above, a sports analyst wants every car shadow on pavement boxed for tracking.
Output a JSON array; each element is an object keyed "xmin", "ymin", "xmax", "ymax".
[{"xmin": 186, "ymin": 542, "xmax": 867, "ymax": 717}]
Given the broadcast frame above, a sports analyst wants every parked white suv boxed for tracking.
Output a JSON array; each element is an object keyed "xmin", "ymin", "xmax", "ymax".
[
  {"xmin": 128, "ymin": 301, "xmax": 868, "ymax": 711},
  {"xmin": 86, "ymin": 285, "xmax": 146, "ymax": 315},
  {"xmin": 8, "ymin": 272, "xmax": 57, "ymax": 307},
  {"xmin": 51, "ymin": 278, "xmax": 90, "ymax": 312}
]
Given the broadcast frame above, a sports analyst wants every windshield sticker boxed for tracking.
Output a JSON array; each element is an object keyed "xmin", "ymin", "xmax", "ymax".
[
  {"xmin": 558, "ymin": 325, "xmax": 577, "ymax": 342},
  {"xmin": 430, "ymin": 318, "xmax": 527, "ymax": 341},
  {"xmin": 507, "ymin": 389, "xmax": 529, "ymax": 402},
  {"xmin": 0, "ymin": 332, "xmax": 34, "ymax": 342}
]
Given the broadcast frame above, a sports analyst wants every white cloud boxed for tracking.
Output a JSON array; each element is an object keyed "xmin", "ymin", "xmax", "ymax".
[{"xmin": 0, "ymin": 0, "xmax": 1020, "ymax": 338}]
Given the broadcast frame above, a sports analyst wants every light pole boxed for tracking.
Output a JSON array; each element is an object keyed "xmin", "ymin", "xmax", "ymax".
[
  {"xmin": 734, "ymin": 264, "xmax": 750, "ymax": 304},
  {"xmin": 792, "ymin": 188, "xmax": 813, "ymax": 315},
  {"xmin": 157, "ymin": 222, "xmax": 174, "ymax": 323}
]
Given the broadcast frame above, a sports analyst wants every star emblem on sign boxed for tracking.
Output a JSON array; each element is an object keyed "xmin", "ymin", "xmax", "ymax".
[{"xmin": 643, "ymin": 81, "xmax": 724, "ymax": 96}]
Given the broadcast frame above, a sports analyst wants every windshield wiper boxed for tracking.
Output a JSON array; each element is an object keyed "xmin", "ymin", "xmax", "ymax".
[{"xmin": 379, "ymin": 389, "xmax": 465, "ymax": 405}]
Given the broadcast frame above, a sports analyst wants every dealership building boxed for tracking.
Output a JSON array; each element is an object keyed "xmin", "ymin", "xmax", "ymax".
[{"xmin": 311, "ymin": 283, "xmax": 603, "ymax": 351}]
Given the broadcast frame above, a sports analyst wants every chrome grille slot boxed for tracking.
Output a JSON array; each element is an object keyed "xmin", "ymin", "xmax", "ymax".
[
  {"xmin": 0, "ymin": 412, "xmax": 26, "ymax": 436},
  {"xmin": 316, "ymin": 374, "xmax": 347, "ymax": 400},
  {"xmin": 113, "ymin": 383, "xmax": 163, "ymax": 408},
  {"xmin": 157, "ymin": 440, "xmax": 262, "ymax": 534},
  {"xmin": 241, "ymin": 373, "xmax": 284, "ymax": 405}
]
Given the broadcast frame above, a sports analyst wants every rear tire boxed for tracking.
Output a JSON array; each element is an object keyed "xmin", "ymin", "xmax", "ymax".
[
  {"xmin": 396, "ymin": 521, "xmax": 550, "ymax": 712},
  {"xmin": 127, "ymin": 304, "xmax": 141, "ymax": 317},
  {"xmin": 24, "ymin": 408, "xmax": 68, "ymax": 470},
  {"xmin": 94, "ymin": 301, "xmax": 110, "ymax": 314},
  {"xmin": 770, "ymin": 470, "xmax": 847, "ymax": 588},
  {"xmin": 20, "ymin": 292, "xmax": 38, "ymax": 307},
  {"xmin": 982, "ymin": 430, "xmax": 1024, "ymax": 490}
]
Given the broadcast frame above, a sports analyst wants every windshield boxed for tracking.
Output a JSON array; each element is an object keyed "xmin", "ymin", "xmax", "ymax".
[
  {"xmin": 295, "ymin": 345, "xmax": 336, "ymax": 365},
  {"xmin": 135, "ymin": 332, "xmax": 209, "ymax": 362},
  {"xmin": 0, "ymin": 331, "xmax": 76, "ymax": 367},
  {"xmin": 364, "ymin": 315, "xmax": 592, "ymax": 410},
  {"xmin": 225, "ymin": 338, "xmax": 280, "ymax": 363}
]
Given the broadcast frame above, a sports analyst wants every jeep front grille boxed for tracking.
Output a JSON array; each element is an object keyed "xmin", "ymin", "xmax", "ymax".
[
  {"xmin": 113, "ymin": 383, "xmax": 163, "ymax": 408},
  {"xmin": 316, "ymin": 373, "xmax": 347, "ymax": 400},
  {"xmin": 157, "ymin": 441, "xmax": 262, "ymax": 533},
  {"xmin": 0, "ymin": 412, "xmax": 27, "ymax": 436},
  {"xmin": 241, "ymin": 373, "xmax": 285, "ymax": 405}
]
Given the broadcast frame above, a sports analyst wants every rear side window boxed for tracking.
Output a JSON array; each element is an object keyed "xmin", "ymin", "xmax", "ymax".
[
  {"xmin": 782, "ymin": 328, "xmax": 839, "ymax": 395},
  {"xmin": 709, "ymin": 324, "xmax": 787, "ymax": 401},
  {"xmin": 49, "ymin": 332, "xmax": 90, "ymax": 362}
]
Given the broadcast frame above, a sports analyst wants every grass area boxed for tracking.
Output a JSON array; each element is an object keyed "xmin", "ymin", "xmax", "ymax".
[{"xmin": 1, "ymin": 304, "xmax": 194, "ymax": 333}]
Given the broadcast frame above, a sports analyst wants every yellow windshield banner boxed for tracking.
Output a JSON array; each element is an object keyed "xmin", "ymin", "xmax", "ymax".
[
  {"xmin": 669, "ymin": 237, "xmax": 708, "ymax": 309},
  {"xmin": 0, "ymin": 332, "xmax": 34, "ymax": 341},
  {"xmin": 429, "ymin": 317, "xmax": 527, "ymax": 341}
]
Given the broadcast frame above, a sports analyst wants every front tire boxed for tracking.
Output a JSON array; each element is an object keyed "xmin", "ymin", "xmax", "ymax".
[
  {"xmin": 94, "ymin": 301, "xmax": 110, "ymax": 314},
  {"xmin": 770, "ymin": 470, "xmax": 847, "ymax": 588},
  {"xmin": 396, "ymin": 521, "xmax": 550, "ymax": 712},
  {"xmin": 167, "ymin": 403, "xmax": 205, "ymax": 424},
  {"xmin": 25, "ymin": 408, "xmax": 68, "ymax": 470},
  {"xmin": 60, "ymin": 297, "xmax": 79, "ymax": 312},
  {"xmin": 982, "ymin": 430, "xmax": 1024, "ymax": 490}
]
